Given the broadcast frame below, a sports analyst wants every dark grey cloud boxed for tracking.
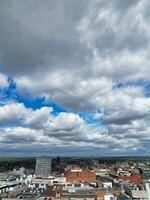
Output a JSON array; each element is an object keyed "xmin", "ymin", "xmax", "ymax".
[
  {"xmin": 113, "ymin": 0, "xmax": 141, "ymax": 11},
  {"xmin": 0, "ymin": 0, "xmax": 88, "ymax": 75},
  {"xmin": 102, "ymin": 110, "xmax": 149, "ymax": 125}
]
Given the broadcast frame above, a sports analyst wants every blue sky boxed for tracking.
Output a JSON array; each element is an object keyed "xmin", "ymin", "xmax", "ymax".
[{"xmin": 0, "ymin": 0, "xmax": 150, "ymax": 156}]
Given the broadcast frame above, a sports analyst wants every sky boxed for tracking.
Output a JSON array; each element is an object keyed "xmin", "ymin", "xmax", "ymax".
[{"xmin": 0, "ymin": 0, "xmax": 150, "ymax": 156}]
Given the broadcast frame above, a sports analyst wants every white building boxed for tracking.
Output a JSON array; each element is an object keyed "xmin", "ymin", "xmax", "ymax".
[
  {"xmin": 103, "ymin": 194, "xmax": 116, "ymax": 200},
  {"xmin": 29, "ymin": 176, "xmax": 66, "ymax": 189},
  {"xmin": 95, "ymin": 169, "xmax": 110, "ymax": 177},
  {"xmin": 145, "ymin": 182, "xmax": 150, "ymax": 200},
  {"xmin": 103, "ymin": 182, "xmax": 113, "ymax": 188}
]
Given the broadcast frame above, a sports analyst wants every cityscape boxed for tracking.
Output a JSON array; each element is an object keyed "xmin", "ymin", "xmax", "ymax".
[
  {"xmin": 0, "ymin": 156, "xmax": 149, "ymax": 199},
  {"xmin": 0, "ymin": 0, "xmax": 150, "ymax": 199}
]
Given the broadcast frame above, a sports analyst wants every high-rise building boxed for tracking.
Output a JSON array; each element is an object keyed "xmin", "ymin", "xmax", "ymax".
[{"xmin": 35, "ymin": 157, "xmax": 52, "ymax": 177}]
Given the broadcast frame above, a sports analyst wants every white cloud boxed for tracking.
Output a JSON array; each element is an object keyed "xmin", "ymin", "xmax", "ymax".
[
  {"xmin": 0, "ymin": 101, "xmax": 144, "ymax": 155},
  {"xmin": 0, "ymin": 102, "xmax": 28, "ymax": 125},
  {"xmin": 15, "ymin": 73, "xmax": 113, "ymax": 111},
  {"xmin": 0, "ymin": 73, "xmax": 8, "ymax": 88},
  {"xmin": 78, "ymin": 0, "xmax": 150, "ymax": 81},
  {"xmin": 94, "ymin": 86, "xmax": 150, "ymax": 124}
]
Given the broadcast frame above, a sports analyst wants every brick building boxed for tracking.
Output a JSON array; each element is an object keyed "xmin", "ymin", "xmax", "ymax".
[
  {"xmin": 118, "ymin": 175, "xmax": 142, "ymax": 185},
  {"xmin": 65, "ymin": 170, "xmax": 96, "ymax": 183}
]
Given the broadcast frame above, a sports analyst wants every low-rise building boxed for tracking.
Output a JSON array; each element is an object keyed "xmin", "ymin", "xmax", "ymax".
[
  {"xmin": 0, "ymin": 180, "xmax": 22, "ymax": 194},
  {"xmin": 124, "ymin": 184, "xmax": 149, "ymax": 200},
  {"xmin": 65, "ymin": 170, "xmax": 96, "ymax": 183}
]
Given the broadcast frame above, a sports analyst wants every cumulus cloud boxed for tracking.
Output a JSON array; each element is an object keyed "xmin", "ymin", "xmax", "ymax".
[
  {"xmin": 0, "ymin": 102, "xmax": 28, "ymax": 125},
  {"xmin": 0, "ymin": 102, "xmax": 143, "ymax": 155},
  {"xmin": 15, "ymin": 74, "xmax": 113, "ymax": 111},
  {"xmin": 94, "ymin": 86, "xmax": 150, "ymax": 124},
  {"xmin": 0, "ymin": 73, "xmax": 8, "ymax": 88}
]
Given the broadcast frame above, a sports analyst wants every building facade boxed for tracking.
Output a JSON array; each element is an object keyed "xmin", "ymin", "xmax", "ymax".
[
  {"xmin": 35, "ymin": 157, "xmax": 52, "ymax": 177},
  {"xmin": 65, "ymin": 170, "xmax": 96, "ymax": 183}
]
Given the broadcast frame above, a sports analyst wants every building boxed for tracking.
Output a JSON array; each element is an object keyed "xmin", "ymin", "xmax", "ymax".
[
  {"xmin": 29, "ymin": 176, "xmax": 66, "ymax": 189},
  {"xmin": 103, "ymin": 194, "xmax": 116, "ymax": 200},
  {"xmin": 0, "ymin": 180, "xmax": 22, "ymax": 194},
  {"xmin": 117, "ymin": 193, "xmax": 132, "ymax": 200},
  {"xmin": 95, "ymin": 169, "xmax": 110, "ymax": 177},
  {"xmin": 111, "ymin": 174, "xmax": 142, "ymax": 185},
  {"xmin": 65, "ymin": 170, "xmax": 96, "ymax": 183},
  {"xmin": 118, "ymin": 175, "xmax": 142, "ymax": 185},
  {"xmin": 145, "ymin": 182, "xmax": 150, "ymax": 200},
  {"xmin": 124, "ymin": 184, "xmax": 149, "ymax": 200},
  {"xmin": 35, "ymin": 157, "xmax": 52, "ymax": 177},
  {"xmin": 143, "ymin": 170, "xmax": 150, "ymax": 180},
  {"xmin": 102, "ymin": 182, "xmax": 113, "ymax": 189}
]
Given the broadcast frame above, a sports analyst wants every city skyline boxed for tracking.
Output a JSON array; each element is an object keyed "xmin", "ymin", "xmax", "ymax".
[{"xmin": 0, "ymin": 0, "xmax": 150, "ymax": 156}]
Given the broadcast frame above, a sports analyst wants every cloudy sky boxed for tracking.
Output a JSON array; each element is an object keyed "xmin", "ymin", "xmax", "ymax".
[{"xmin": 0, "ymin": 0, "xmax": 150, "ymax": 156}]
